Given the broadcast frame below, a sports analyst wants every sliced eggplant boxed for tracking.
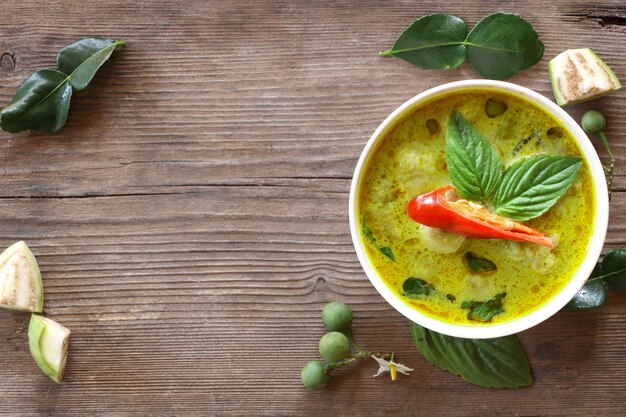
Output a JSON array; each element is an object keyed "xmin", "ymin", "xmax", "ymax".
[
  {"xmin": 549, "ymin": 48, "xmax": 621, "ymax": 106},
  {"xmin": 28, "ymin": 314, "xmax": 70, "ymax": 383},
  {"xmin": 0, "ymin": 241, "xmax": 43, "ymax": 312}
]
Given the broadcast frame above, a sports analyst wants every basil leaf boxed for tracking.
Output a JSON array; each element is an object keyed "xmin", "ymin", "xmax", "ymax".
[
  {"xmin": 446, "ymin": 112, "xmax": 502, "ymax": 201},
  {"xmin": 361, "ymin": 218, "xmax": 376, "ymax": 244},
  {"xmin": 379, "ymin": 14, "xmax": 467, "ymax": 69},
  {"xmin": 564, "ymin": 265, "xmax": 606, "ymax": 310},
  {"xmin": 493, "ymin": 155, "xmax": 582, "ymax": 221},
  {"xmin": 463, "ymin": 252, "xmax": 497, "ymax": 274},
  {"xmin": 0, "ymin": 69, "xmax": 72, "ymax": 133},
  {"xmin": 600, "ymin": 249, "xmax": 626, "ymax": 291},
  {"xmin": 362, "ymin": 219, "xmax": 396, "ymax": 261},
  {"xmin": 410, "ymin": 322, "xmax": 532, "ymax": 388},
  {"xmin": 379, "ymin": 246, "xmax": 395, "ymax": 261},
  {"xmin": 466, "ymin": 13, "xmax": 544, "ymax": 80},
  {"xmin": 0, "ymin": 38, "xmax": 124, "ymax": 133},
  {"xmin": 461, "ymin": 293, "xmax": 506, "ymax": 322},
  {"xmin": 57, "ymin": 38, "xmax": 125, "ymax": 91},
  {"xmin": 403, "ymin": 277, "xmax": 434, "ymax": 297}
]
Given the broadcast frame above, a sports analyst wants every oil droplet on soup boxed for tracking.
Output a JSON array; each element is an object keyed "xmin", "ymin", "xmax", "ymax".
[{"xmin": 358, "ymin": 91, "xmax": 595, "ymax": 326}]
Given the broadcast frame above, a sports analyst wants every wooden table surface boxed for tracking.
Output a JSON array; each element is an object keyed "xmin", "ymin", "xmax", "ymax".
[{"xmin": 1, "ymin": 0, "xmax": 625, "ymax": 415}]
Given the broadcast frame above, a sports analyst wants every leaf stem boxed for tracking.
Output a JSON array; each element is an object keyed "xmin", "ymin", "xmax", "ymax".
[
  {"xmin": 347, "ymin": 332, "xmax": 363, "ymax": 352},
  {"xmin": 587, "ymin": 267, "xmax": 626, "ymax": 282},
  {"xmin": 324, "ymin": 351, "xmax": 391, "ymax": 371},
  {"xmin": 379, "ymin": 41, "xmax": 521, "ymax": 56},
  {"xmin": 353, "ymin": 351, "xmax": 391, "ymax": 360},
  {"xmin": 325, "ymin": 358, "xmax": 356, "ymax": 371},
  {"xmin": 597, "ymin": 131, "xmax": 614, "ymax": 160},
  {"xmin": 347, "ymin": 332, "xmax": 392, "ymax": 359}
]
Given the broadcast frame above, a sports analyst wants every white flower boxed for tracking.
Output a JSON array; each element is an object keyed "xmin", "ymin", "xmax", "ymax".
[{"xmin": 372, "ymin": 355, "xmax": 414, "ymax": 381}]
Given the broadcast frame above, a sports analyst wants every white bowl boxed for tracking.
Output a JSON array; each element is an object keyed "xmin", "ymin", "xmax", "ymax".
[{"xmin": 349, "ymin": 80, "xmax": 608, "ymax": 339}]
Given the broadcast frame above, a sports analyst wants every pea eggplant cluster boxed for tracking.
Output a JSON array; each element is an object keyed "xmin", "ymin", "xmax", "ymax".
[{"xmin": 301, "ymin": 301, "xmax": 411, "ymax": 390}]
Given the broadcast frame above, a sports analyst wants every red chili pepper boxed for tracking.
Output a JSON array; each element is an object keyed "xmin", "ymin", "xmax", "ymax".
[{"xmin": 407, "ymin": 185, "xmax": 553, "ymax": 248}]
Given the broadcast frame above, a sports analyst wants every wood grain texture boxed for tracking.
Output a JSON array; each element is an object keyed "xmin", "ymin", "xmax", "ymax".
[{"xmin": 0, "ymin": 0, "xmax": 625, "ymax": 415}]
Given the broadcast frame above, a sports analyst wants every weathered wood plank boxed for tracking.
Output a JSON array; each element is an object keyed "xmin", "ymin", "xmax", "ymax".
[{"xmin": 0, "ymin": 0, "xmax": 625, "ymax": 416}]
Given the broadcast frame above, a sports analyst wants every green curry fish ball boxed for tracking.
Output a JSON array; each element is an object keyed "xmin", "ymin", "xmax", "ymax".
[
  {"xmin": 321, "ymin": 301, "xmax": 353, "ymax": 332},
  {"xmin": 301, "ymin": 360, "xmax": 330, "ymax": 390},
  {"xmin": 319, "ymin": 331, "xmax": 350, "ymax": 362}
]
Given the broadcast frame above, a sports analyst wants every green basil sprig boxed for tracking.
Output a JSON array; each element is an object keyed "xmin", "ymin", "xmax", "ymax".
[
  {"xmin": 380, "ymin": 13, "xmax": 544, "ymax": 80},
  {"xmin": 0, "ymin": 38, "xmax": 125, "ymax": 133},
  {"xmin": 410, "ymin": 322, "xmax": 532, "ymax": 388},
  {"xmin": 446, "ymin": 113, "xmax": 582, "ymax": 221}
]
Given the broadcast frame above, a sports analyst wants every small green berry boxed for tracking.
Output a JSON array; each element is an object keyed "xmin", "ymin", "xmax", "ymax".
[
  {"xmin": 319, "ymin": 331, "xmax": 350, "ymax": 362},
  {"xmin": 485, "ymin": 98, "xmax": 508, "ymax": 118},
  {"xmin": 301, "ymin": 360, "xmax": 330, "ymax": 390},
  {"xmin": 581, "ymin": 110, "xmax": 606, "ymax": 135},
  {"xmin": 321, "ymin": 301, "xmax": 353, "ymax": 332}
]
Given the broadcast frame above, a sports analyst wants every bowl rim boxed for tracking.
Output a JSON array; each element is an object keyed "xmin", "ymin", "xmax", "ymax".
[{"xmin": 348, "ymin": 79, "xmax": 609, "ymax": 339}]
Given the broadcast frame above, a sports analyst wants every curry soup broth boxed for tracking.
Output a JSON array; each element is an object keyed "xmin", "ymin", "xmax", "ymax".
[{"xmin": 358, "ymin": 91, "xmax": 595, "ymax": 325}]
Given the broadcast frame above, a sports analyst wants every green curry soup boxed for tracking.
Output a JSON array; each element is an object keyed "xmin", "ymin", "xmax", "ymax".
[{"xmin": 358, "ymin": 91, "xmax": 595, "ymax": 325}]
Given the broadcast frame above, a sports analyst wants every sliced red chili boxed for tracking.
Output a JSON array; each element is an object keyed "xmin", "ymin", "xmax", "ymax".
[{"xmin": 407, "ymin": 185, "xmax": 553, "ymax": 248}]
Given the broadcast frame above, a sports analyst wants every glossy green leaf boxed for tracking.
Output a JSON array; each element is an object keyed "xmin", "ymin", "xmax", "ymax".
[
  {"xmin": 381, "ymin": 12, "xmax": 543, "ymax": 80},
  {"xmin": 0, "ymin": 70, "xmax": 72, "ymax": 133},
  {"xmin": 403, "ymin": 277, "xmax": 434, "ymax": 298},
  {"xmin": 466, "ymin": 13, "xmax": 544, "ymax": 80},
  {"xmin": 493, "ymin": 155, "xmax": 582, "ymax": 221},
  {"xmin": 461, "ymin": 292, "xmax": 506, "ymax": 322},
  {"xmin": 446, "ymin": 112, "xmax": 502, "ymax": 201},
  {"xmin": 379, "ymin": 14, "xmax": 467, "ymax": 69},
  {"xmin": 410, "ymin": 322, "xmax": 532, "ymax": 388},
  {"xmin": 564, "ymin": 265, "xmax": 606, "ymax": 310},
  {"xmin": 565, "ymin": 281, "xmax": 606, "ymax": 309},
  {"xmin": 0, "ymin": 37, "xmax": 124, "ymax": 133},
  {"xmin": 600, "ymin": 249, "xmax": 626, "ymax": 291},
  {"xmin": 463, "ymin": 252, "xmax": 497, "ymax": 274},
  {"xmin": 57, "ymin": 38, "xmax": 125, "ymax": 91}
]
